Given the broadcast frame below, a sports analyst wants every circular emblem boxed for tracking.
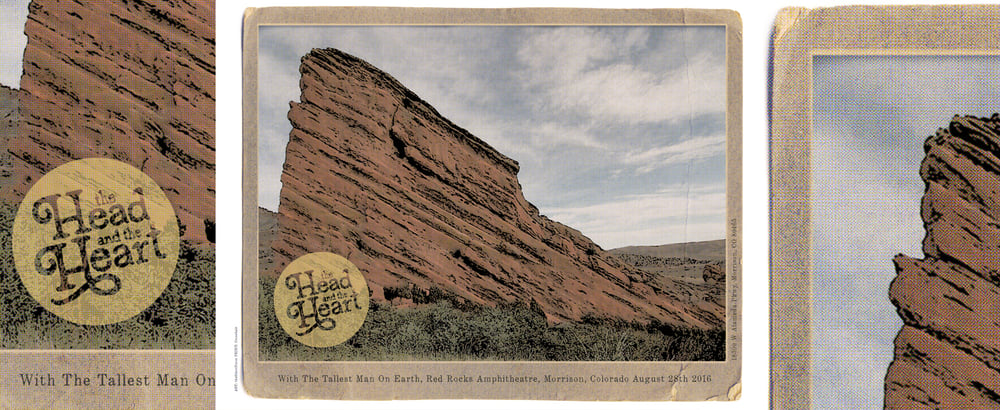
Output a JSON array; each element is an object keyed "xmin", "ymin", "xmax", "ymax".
[
  {"xmin": 273, "ymin": 252, "xmax": 370, "ymax": 347},
  {"xmin": 12, "ymin": 158, "xmax": 180, "ymax": 325}
]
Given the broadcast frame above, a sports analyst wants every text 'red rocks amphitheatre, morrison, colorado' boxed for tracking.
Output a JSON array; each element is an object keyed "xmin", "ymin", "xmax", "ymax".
[
  {"xmin": 266, "ymin": 48, "xmax": 724, "ymax": 329},
  {"xmin": 3, "ymin": 0, "xmax": 215, "ymax": 246},
  {"xmin": 885, "ymin": 115, "xmax": 1000, "ymax": 408}
]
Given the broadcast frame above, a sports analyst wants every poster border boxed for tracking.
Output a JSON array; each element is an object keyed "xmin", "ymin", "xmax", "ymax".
[
  {"xmin": 242, "ymin": 7, "xmax": 742, "ymax": 400},
  {"xmin": 768, "ymin": 5, "xmax": 1000, "ymax": 409}
]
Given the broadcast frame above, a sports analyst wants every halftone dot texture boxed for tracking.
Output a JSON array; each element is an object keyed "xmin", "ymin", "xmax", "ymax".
[
  {"xmin": 4, "ymin": 0, "xmax": 215, "ymax": 246},
  {"xmin": 810, "ymin": 54, "xmax": 1000, "ymax": 409},
  {"xmin": 885, "ymin": 114, "xmax": 1000, "ymax": 408},
  {"xmin": 274, "ymin": 252, "xmax": 370, "ymax": 348},
  {"xmin": 12, "ymin": 158, "xmax": 179, "ymax": 325}
]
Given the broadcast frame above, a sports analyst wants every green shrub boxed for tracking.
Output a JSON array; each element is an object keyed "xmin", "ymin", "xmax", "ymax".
[
  {"xmin": 259, "ymin": 275, "xmax": 724, "ymax": 361},
  {"xmin": 0, "ymin": 201, "xmax": 215, "ymax": 349}
]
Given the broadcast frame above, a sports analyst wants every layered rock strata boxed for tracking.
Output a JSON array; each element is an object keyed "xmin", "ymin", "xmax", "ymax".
[
  {"xmin": 885, "ymin": 114, "xmax": 1000, "ymax": 408},
  {"xmin": 0, "ymin": 85, "xmax": 15, "ymax": 188},
  {"xmin": 269, "ymin": 48, "xmax": 723, "ymax": 328},
  {"xmin": 4, "ymin": 0, "xmax": 215, "ymax": 245},
  {"xmin": 703, "ymin": 264, "xmax": 724, "ymax": 284}
]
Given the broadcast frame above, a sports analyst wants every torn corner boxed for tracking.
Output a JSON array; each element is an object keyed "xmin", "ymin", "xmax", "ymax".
[
  {"xmin": 773, "ymin": 7, "xmax": 807, "ymax": 44},
  {"xmin": 728, "ymin": 381, "xmax": 742, "ymax": 400}
]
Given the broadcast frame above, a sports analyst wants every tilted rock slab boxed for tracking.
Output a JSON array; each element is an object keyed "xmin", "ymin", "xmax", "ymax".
[
  {"xmin": 270, "ymin": 48, "xmax": 723, "ymax": 328},
  {"xmin": 0, "ymin": 85, "xmax": 15, "ymax": 188},
  {"xmin": 885, "ymin": 115, "xmax": 1000, "ymax": 408},
  {"xmin": 4, "ymin": 0, "xmax": 215, "ymax": 245}
]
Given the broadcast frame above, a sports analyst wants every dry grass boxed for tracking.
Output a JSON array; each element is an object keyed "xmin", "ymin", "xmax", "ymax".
[
  {"xmin": 259, "ymin": 275, "xmax": 724, "ymax": 362},
  {"xmin": 0, "ymin": 202, "xmax": 214, "ymax": 349}
]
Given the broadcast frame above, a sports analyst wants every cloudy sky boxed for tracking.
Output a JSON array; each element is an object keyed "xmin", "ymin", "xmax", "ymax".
[
  {"xmin": 258, "ymin": 25, "xmax": 728, "ymax": 249},
  {"xmin": 810, "ymin": 54, "xmax": 1000, "ymax": 409},
  {"xmin": 0, "ymin": 0, "xmax": 29, "ymax": 88}
]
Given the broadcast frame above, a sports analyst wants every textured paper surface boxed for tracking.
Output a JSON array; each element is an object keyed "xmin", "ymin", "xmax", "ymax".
[
  {"xmin": 1, "ymin": 1, "xmax": 215, "ymax": 408},
  {"xmin": 770, "ymin": 6, "xmax": 1000, "ymax": 409},
  {"xmin": 1, "ymin": 351, "xmax": 213, "ymax": 410},
  {"xmin": 243, "ymin": 7, "xmax": 742, "ymax": 400}
]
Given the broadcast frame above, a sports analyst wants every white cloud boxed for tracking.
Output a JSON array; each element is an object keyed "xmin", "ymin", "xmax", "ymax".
[
  {"xmin": 804, "ymin": 55, "xmax": 999, "ymax": 410},
  {"xmin": 815, "ymin": 55, "xmax": 1000, "ymax": 139},
  {"xmin": 517, "ymin": 27, "xmax": 725, "ymax": 125},
  {"xmin": 257, "ymin": 36, "xmax": 310, "ymax": 210},
  {"xmin": 516, "ymin": 27, "xmax": 625, "ymax": 79},
  {"xmin": 257, "ymin": 26, "xmax": 520, "ymax": 211},
  {"xmin": 624, "ymin": 135, "xmax": 726, "ymax": 174},
  {"xmin": 255, "ymin": 26, "xmax": 728, "ymax": 246},
  {"xmin": 543, "ymin": 184, "xmax": 726, "ymax": 248},
  {"xmin": 0, "ymin": 0, "xmax": 29, "ymax": 88},
  {"xmin": 527, "ymin": 121, "xmax": 608, "ymax": 150}
]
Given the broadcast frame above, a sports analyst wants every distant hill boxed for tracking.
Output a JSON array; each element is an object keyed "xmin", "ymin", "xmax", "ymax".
[
  {"xmin": 609, "ymin": 239, "xmax": 725, "ymax": 306},
  {"xmin": 261, "ymin": 48, "xmax": 723, "ymax": 329},
  {"xmin": 610, "ymin": 239, "xmax": 725, "ymax": 262}
]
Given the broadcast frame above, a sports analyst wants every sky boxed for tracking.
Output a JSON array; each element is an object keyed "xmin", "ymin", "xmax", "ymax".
[
  {"xmin": 0, "ymin": 0, "xmax": 29, "ymax": 88},
  {"xmin": 258, "ymin": 25, "xmax": 728, "ymax": 249},
  {"xmin": 810, "ymin": 54, "xmax": 1000, "ymax": 410}
]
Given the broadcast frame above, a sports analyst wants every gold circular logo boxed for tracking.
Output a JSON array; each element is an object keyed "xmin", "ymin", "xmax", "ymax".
[
  {"xmin": 273, "ymin": 252, "xmax": 370, "ymax": 347},
  {"xmin": 12, "ymin": 158, "xmax": 180, "ymax": 325}
]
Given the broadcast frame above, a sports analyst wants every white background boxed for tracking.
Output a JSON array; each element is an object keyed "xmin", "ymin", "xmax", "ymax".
[{"xmin": 212, "ymin": 1, "xmax": 966, "ymax": 409}]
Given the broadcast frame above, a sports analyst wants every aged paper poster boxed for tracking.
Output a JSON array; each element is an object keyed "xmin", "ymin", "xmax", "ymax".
[
  {"xmin": 243, "ymin": 7, "xmax": 742, "ymax": 401},
  {"xmin": 770, "ymin": 6, "xmax": 1000, "ymax": 409},
  {"xmin": 1, "ymin": 1, "xmax": 215, "ymax": 408}
]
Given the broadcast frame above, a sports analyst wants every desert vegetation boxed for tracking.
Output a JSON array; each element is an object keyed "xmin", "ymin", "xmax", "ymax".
[
  {"xmin": 259, "ymin": 274, "xmax": 724, "ymax": 362},
  {"xmin": 0, "ymin": 202, "xmax": 215, "ymax": 349}
]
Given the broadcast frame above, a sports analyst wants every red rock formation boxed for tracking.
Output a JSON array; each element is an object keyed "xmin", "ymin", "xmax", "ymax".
[
  {"xmin": 3, "ymin": 0, "xmax": 215, "ymax": 245},
  {"xmin": 703, "ymin": 263, "xmax": 724, "ymax": 284},
  {"xmin": 269, "ymin": 48, "xmax": 723, "ymax": 329},
  {"xmin": 0, "ymin": 85, "xmax": 15, "ymax": 188},
  {"xmin": 885, "ymin": 114, "xmax": 1000, "ymax": 408}
]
